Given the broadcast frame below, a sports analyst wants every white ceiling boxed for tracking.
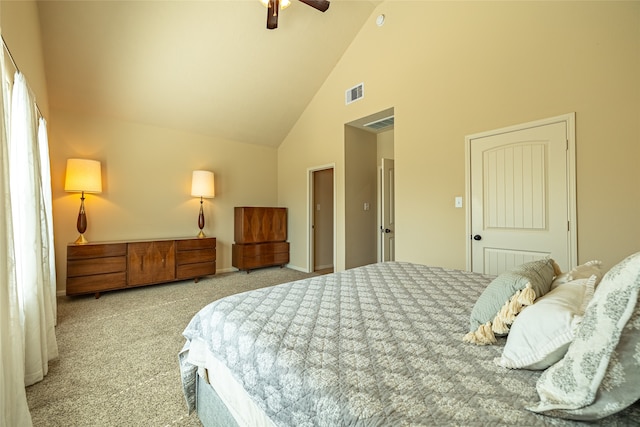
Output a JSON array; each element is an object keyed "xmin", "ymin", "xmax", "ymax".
[{"xmin": 36, "ymin": 0, "xmax": 381, "ymax": 147}]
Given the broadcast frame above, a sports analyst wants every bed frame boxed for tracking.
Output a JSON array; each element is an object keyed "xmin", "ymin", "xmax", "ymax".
[{"xmin": 196, "ymin": 373, "xmax": 240, "ymax": 427}]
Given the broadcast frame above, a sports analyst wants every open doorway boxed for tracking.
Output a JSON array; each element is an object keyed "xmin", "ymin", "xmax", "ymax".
[
  {"xmin": 308, "ymin": 165, "xmax": 335, "ymax": 274},
  {"xmin": 344, "ymin": 107, "xmax": 395, "ymax": 268}
]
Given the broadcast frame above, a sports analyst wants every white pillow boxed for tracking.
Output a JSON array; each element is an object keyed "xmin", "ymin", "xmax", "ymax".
[
  {"xmin": 495, "ymin": 275, "xmax": 596, "ymax": 370},
  {"xmin": 528, "ymin": 251, "xmax": 640, "ymax": 415},
  {"xmin": 551, "ymin": 260, "xmax": 603, "ymax": 289}
]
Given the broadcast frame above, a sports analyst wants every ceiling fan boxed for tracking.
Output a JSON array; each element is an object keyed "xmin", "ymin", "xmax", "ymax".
[{"xmin": 264, "ymin": 0, "xmax": 330, "ymax": 30}]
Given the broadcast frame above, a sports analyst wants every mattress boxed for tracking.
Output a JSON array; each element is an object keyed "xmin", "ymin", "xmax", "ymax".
[{"xmin": 179, "ymin": 261, "xmax": 640, "ymax": 426}]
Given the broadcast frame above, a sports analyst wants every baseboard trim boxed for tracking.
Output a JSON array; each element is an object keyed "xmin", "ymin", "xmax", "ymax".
[
  {"xmin": 285, "ymin": 264, "xmax": 308, "ymax": 273},
  {"xmin": 216, "ymin": 267, "xmax": 237, "ymax": 274}
]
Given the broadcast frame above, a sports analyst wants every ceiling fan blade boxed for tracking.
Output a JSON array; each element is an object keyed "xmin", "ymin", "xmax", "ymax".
[
  {"xmin": 299, "ymin": 0, "xmax": 330, "ymax": 13},
  {"xmin": 267, "ymin": 0, "xmax": 279, "ymax": 29}
]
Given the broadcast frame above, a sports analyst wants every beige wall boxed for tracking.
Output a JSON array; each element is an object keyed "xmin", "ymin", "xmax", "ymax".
[
  {"xmin": 278, "ymin": 1, "xmax": 640, "ymax": 272},
  {"xmin": 2, "ymin": 1, "xmax": 280, "ymax": 294},
  {"xmin": 377, "ymin": 129, "xmax": 394, "ymax": 164},
  {"xmin": 48, "ymin": 109, "xmax": 278, "ymax": 293},
  {"xmin": 1, "ymin": 0, "xmax": 49, "ymax": 118},
  {"xmin": 345, "ymin": 125, "xmax": 377, "ymax": 269},
  {"xmin": 4, "ymin": 1, "xmax": 640, "ymax": 290}
]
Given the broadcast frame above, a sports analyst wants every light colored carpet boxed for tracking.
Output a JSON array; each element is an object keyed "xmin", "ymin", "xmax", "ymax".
[{"xmin": 26, "ymin": 267, "xmax": 317, "ymax": 426}]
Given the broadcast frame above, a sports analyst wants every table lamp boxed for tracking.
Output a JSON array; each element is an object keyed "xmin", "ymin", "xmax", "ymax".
[
  {"xmin": 65, "ymin": 158, "xmax": 102, "ymax": 244},
  {"xmin": 191, "ymin": 170, "xmax": 215, "ymax": 238}
]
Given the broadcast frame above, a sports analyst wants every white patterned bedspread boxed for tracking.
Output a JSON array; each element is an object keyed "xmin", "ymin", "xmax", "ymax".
[{"xmin": 179, "ymin": 261, "xmax": 640, "ymax": 426}]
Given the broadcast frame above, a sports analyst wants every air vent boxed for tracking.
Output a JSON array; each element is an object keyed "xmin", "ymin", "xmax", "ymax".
[
  {"xmin": 345, "ymin": 83, "xmax": 364, "ymax": 105},
  {"xmin": 363, "ymin": 115, "xmax": 394, "ymax": 130}
]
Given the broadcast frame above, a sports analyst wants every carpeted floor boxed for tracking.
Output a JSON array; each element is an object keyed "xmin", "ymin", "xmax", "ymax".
[{"xmin": 26, "ymin": 267, "xmax": 317, "ymax": 426}]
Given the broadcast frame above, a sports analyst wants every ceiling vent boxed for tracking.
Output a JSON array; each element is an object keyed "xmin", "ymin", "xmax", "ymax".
[
  {"xmin": 363, "ymin": 115, "xmax": 394, "ymax": 130},
  {"xmin": 345, "ymin": 83, "xmax": 364, "ymax": 105}
]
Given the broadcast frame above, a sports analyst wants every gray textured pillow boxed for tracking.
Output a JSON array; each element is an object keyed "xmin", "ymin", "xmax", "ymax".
[
  {"xmin": 463, "ymin": 258, "xmax": 558, "ymax": 345},
  {"xmin": 528, "ymin": 251, "xmax": 640, "ymax": 419}
]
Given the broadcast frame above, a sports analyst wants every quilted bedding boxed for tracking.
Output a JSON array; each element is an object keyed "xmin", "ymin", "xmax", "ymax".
[{"xmin": 179, "ymin": 261, "xmax": 640, "ymax": 426}]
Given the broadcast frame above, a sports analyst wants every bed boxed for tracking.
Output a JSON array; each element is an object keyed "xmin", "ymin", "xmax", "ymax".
[{"xmin": 179, "ymin": 260, "xmax": 640, "ymax": 426}]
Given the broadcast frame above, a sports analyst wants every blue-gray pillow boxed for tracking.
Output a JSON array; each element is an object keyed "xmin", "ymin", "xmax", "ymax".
[{"xmin": 463, "ymin": 258, "xmax": 558, "ymax": 345}]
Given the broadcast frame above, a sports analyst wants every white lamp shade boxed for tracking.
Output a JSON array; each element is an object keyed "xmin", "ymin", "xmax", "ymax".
[
  {"xmin": 65, "ymin": 159, "xmax": 102, "ymax": 193},
  {"xmin": 260, "ymin": 0, "xmax": 291, "ymax": 9},
  {"xmin": 191, "ymin": 170, "xmax": 215, "ymax": 198}
]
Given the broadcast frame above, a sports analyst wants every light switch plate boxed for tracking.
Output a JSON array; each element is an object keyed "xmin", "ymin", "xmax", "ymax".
[{"xmin": 455, "ymin": 197, "xmax": 463, "ymax": 208}]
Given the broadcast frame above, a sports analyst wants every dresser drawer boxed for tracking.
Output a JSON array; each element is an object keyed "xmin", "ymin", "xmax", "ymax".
[
  {"xmin": 240, "ymin": 252, "xmax": 289, "ymax": 270},
  {"xmin": 67, "ymin": 272, "xmax": 127, "ymax": 295},
  {"xmin": 176, "ymin": 249, "xmax": 216, "ymax": 265},
  {"xmin": 232, "ymin": 242, "xmax": 289, "ymax": 271},
  {"xmin": 237, "ymin": 242, "xmax": 289, "ymax": 257},
  {"xmin": 67, "ymin": 256, "xmax": 127, "ymax": 277},
  {"xmin": 177, "ymin": 262, "xmax": 216, "ymax": 280},
  {"xmin": 176, "ymin": 238, "xmax": 216, "ymax": 251},
  {"xmin": 67, "ymin": 243, "xmax": 127, "ymax": 260}
]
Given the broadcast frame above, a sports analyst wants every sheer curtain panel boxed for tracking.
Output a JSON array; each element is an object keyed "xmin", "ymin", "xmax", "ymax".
[
  {"xmin": 9, "ymin": 71, "xmax": 59, "ymax": 386},
  {"xmin": 38, "ymin": 117, "xmax": 58, "ymax": 322},
  {"xmin": 0, "ymin": 50, "xmax": 33, "ymax": 427}
]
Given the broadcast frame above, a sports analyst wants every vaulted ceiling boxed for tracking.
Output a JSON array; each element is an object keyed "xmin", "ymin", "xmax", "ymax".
[{"xmin": 36, "ymin": 0, "xmax": 381, "ymax": 147}]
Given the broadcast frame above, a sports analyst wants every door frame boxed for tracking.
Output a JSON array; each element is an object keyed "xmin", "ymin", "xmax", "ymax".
[
  {"xmin": 307, "ymin": 163, "xmax": 336, "ymax": 273},
  {"xmin": 464, "ymin": 113, "xmax": 577, "ymax": 271},
  {"xmin": 379, "ymin": 158, "xmax": 395, "ymax": 262}
]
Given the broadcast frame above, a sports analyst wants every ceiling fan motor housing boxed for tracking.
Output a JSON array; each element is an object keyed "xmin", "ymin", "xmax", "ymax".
[{"xmin": 266, "ymin": 0, "xmax": 330, "ymax": 30}]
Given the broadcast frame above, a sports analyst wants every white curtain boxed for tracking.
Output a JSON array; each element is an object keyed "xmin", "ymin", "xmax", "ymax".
[
  {"xmin": 9, "ymin": 71, "xmax": 59, "ymax": 386},
  {"xmin": 38, "ymin": 117, "xmax": 57, "ymax": 323},
  {"xmin": 0, "ymin": 54, "xmax": 33, "ymax": 426},
  {"xmin": 0, "ymin": 61, "xmax": 59, "ymax": 422}
]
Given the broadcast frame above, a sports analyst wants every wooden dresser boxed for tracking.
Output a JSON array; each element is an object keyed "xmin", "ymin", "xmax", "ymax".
[
  {"xmin": 232, "ymin": 207, "xmax": 289, "ymax": 272},
  {"xmin": 67, "ymin": 237, "xmax": 216, "ymax": 298}
]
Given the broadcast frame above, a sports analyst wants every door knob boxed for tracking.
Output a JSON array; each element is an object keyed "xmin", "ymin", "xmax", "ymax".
[
  {"xmin": 473, "ymin": 234, "xmax": 482, "ymax": 241},
  {"xmin": 384, "ymin": 228, "xmax": 391, "ymax": 233}
]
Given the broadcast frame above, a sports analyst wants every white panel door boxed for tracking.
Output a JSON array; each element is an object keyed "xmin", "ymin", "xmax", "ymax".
[
  {"xmin": 380, "ymin": 158, "xmax": 395, "ymax": 262},
  {"xmin": 470, "ymin": 121, "xmax": 572, "ymax": 275}
]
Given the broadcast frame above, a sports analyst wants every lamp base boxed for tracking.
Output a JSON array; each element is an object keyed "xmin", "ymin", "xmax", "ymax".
[
  {"xmin": 75, "ymin": 193, "xmax": 89, "ymax": 244},
  {"xmin": 197, "ymin": 200, "xmax": 206, "ymax": 238}
]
